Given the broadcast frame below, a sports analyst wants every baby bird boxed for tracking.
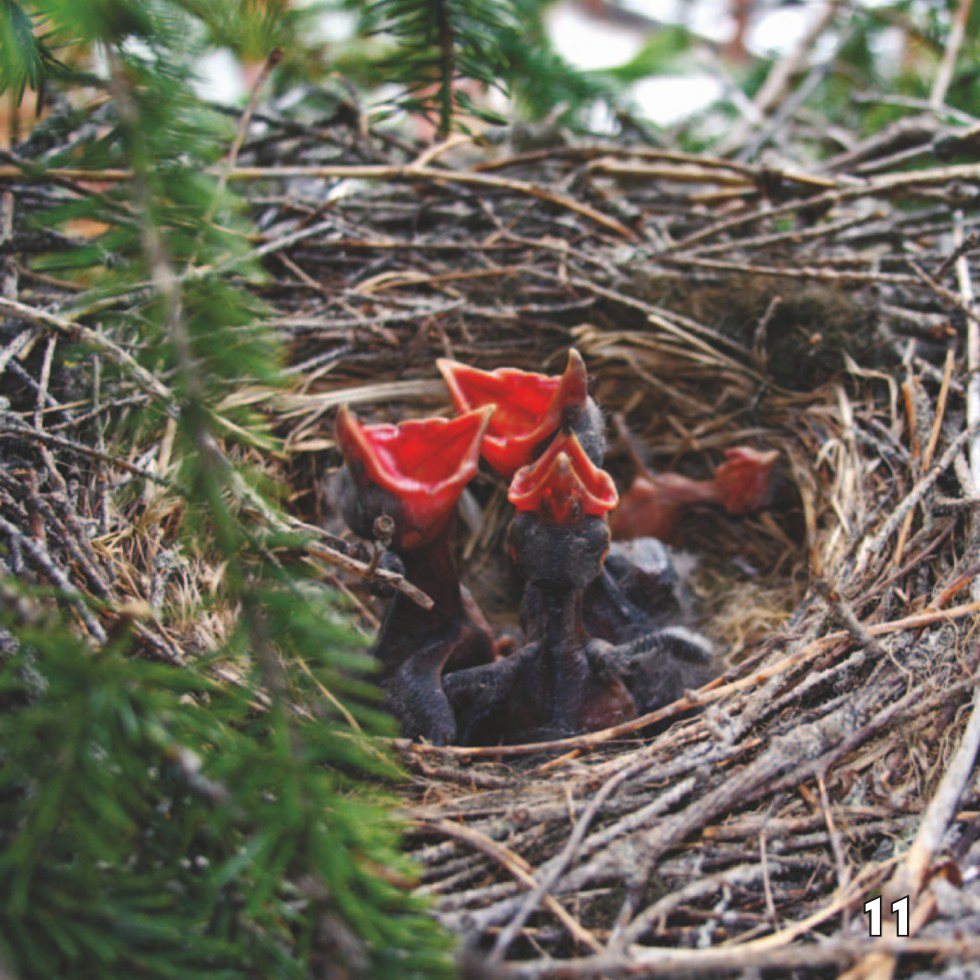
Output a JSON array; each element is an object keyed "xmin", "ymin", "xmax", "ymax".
[
  {"xmin": 437, "ymin": 348, "xmax": 606, "ymax": 476},
  {"xmin": 611, "ymin": 446, "xmax": 778, "ymax": 542},
  {"xmin": 335, "ymin": 404, "xmax": 494, "ymax": 744},
  {"xmin": 446, "ymin": 432, "xmax": 636, "ymax": 744}
]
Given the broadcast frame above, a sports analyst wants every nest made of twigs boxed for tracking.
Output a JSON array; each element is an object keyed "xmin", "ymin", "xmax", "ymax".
[
  {"xmin": 262, "ymin": 142, "xmax": 979, "ymax": 977},
  {"xmin": 3, "ymin": 106, "xmax": 979, "ymax": 978}
]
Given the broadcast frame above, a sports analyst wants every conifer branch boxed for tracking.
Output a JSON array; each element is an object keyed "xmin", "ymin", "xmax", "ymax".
[{"xmin": 0, "ymin": 3, "xmax": 453, "ymax": 975}]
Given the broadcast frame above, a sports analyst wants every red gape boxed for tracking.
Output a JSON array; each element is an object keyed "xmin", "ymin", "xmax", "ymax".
[
  {"xmin": 437, "ymin": 349, "xmax": 589, "ymax": 478},
  {"xmin": 508, "ymin": 431, "xmax": 618, "ymax": 524},
  {"xmin": 335, "ymin": 404, "xmax": 493, "ymax": 549},
  {"xmin": 610, "ymin": 446, "xmax": 778, "ymax": 542},
  {"xmin": 713, "ymin": 447, "xmax": 779, "ymax": 515}
]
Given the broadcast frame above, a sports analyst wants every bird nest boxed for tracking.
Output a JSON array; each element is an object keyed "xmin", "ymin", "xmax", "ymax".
[{"xmin": 3, "ymin": 108, "xmax": 980, "ymax": 977}]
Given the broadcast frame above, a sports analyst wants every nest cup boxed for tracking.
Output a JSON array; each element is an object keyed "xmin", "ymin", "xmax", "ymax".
[
  {"xmin": 280, "ymin": 213, "xmax": 976, "ymax": 965},
  {"xmin": 303, "ymin": 277, "xmax": 898, "ymax": 677},
  {"xmin": 316, "ymin": 333, "xmax": 809, "ymax": 659},
  {"xmin": 221, "ymin": 141, "xmax": 980, "ymax": 966}
]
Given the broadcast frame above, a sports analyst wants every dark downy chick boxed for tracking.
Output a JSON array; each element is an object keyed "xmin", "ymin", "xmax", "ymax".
[
  {"xmin": 446, "ymin": 432, "xmax": 636, "ymax": 744},
  {"xmin": 335, "ymin": 404, "xmax": 495, "ymax": 744}
]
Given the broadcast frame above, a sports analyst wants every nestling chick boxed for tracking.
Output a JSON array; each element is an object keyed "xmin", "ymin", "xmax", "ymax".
[
  {"xmin": 446, "ymin": 432, "xmax": 637, "ymax": 743},
  {"xmin": 610, "ymin": 446, "xmax": 778, "ymax": 542},
  {"xmin": 438, "ymin": 348, "xmax": 606, "ymax": 476},
  {"xmin": 335, "ymin": 405, "xmax": 496, "ymax": 744}
]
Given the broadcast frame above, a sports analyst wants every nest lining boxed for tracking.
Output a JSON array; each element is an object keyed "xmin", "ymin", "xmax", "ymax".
[{"xmin": 2, "ymin": 106, "xmax": 980, "ymax": 977}]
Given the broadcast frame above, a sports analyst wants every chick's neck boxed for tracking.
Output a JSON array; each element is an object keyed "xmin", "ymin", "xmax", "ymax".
[
  {"xmin": 524, "ymin": 580, "xmax": 587, "ymax": 656},
  {"xmin": 395, "ymin": 521, "xmax": 465, "ymax": 627}
]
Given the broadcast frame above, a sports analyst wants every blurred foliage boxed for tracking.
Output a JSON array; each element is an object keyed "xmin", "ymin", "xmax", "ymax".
[
  {"xmin": 3, "ymin": 1, "xmax": 977, "ymax": 141},
  {"xmin": 0, "ymin": 578, "xmax": 442, "ymax": 978},
  {"xmin": 333, "ymin": 0, "xmax": 979, "ymax": 145},
  {"xmin": 359, "ymin": 0, "xmax": 516, "ymax": 134}
]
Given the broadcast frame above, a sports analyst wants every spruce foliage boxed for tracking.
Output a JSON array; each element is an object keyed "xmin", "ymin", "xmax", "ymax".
[
  {"xmin": 361, "ymin": 0, "xmax": 517, "ymax": 135},
  {"xmin": 0, "ymin": 1, "xmax": 450, "ymax": 976},
  {"xmin": 348, "ymin": 0, "xmax": 617, "ymax": 133}
]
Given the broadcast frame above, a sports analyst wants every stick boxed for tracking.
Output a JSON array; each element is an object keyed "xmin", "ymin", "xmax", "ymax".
[
  {"xmin": 0, "ymin": 295, "xmax": 176, "ymax": 409},
  {"xmin": 185, "ymin": 47, "xmax": 283, "ymax": 272},
  {"xmin": 715, "ymin": 0, "xmax": 844, "ymax": 154},
  {"xmin": 305, "ymin": 541, "xmax": 433, "ymax": 610},
  {"xmin": 0, "ymin": 513, "xmax": 107, "ymax": 643},
  {"xmin": 503, "ymin": 936, "xmax": 980, "ymax": 978},
  {"xmin": 666, "ymin": 163, "xmax": 980, "ymax": 253},
  {"xmin": 488, "ymin": 762, "xmax": 637, "ymax": 960},
  {"xmin": 0, "ymin": 424, "xmax": 170, "ymax": 484},
  {"xmin": 0, "ymin": 188, "xmax": 15, "ymax": 298},
  {"xmin": 855, "ymin": 423, "xmax": 978, "ymax": 574},
  {"xmin": 954, "ymin": 213, "xmax": 980, "ymax": 493},
  {"xmin": 0, "ymin": 162, "xmax": 636, "ymax": 240},
  {"xmin": 930, "ymin": 0, "xmax": 974, "ymax": 109},
  {"xmin": 413, "ymin": 820, "xmax": 602, "ymax": 953},
  {"xmin": 893, "ymin": 346, "xmax": 954, "ymax": 564}
]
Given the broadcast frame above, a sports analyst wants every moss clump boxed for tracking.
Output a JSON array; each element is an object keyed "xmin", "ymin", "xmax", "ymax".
[
  {"xmin": 638, "ymin": 274, "xmax": 892, "ymax": 391},
  {"xmin": 758, "ymin": 286, "xmax": 887, "ymax": 390}
]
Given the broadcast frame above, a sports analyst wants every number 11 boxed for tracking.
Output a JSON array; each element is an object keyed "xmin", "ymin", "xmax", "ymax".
[{"xmin": 863, "ymin": 895, "xmax": 910, "ymax": 937}]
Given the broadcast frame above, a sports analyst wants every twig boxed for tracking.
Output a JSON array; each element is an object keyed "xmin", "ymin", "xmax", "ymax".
[
  {"xmin": 305, "ymin": 541, "xmax": 433, "ymax": 610},
  {"xmin": 659, "ymin": 255, "xmax": 916, "ymax": 286},
  {"xmin": 691, "ymin": 211, "xmax": 877, "ymax": 257},
  {"xmin": 715, "ymin": 0, "xmax": 844, "ymax": 154},
  {"xmin": 413, "ymin": 820, "xmax": 602, "ymax": 953},
  {"xmin": 954, "ymin": 213, "xmax": 980, "ymax": 493},
  {"xmin": 488, "ymin": 761, "xmax": 637, "ymax": 961},
  {"xmin": 666, "ymin": 163, "xmax": 980, "ymax": 253},
  {"xmin": 893, "ymin": 346, "xmax": 954, "ymax": 564},
  {"xmin": 0, "ymin": 513, "xmax": 107, "ymax": 643},
  {"xmin": 502, "ymin": 935, "xmax": 980, "ymax": 978},
  {"xmin": 816, "ymin": 772, "xmax": 851, "ymax": 925},
  {"xmin": 0, "ymin": 188, "xmax": 15, "ymax": 299},
  {"xmin": 0, "ymin": 161, "xmax": 637, "ymax": 239},
  {"xmin": 185, "ymin": 47, "xmax": 283, "ymax": 273},
  {"xmin": 855, "ymin": 423, "xmax": 979, "ymax": 574},
  {"xmin": 613, "ymin": 863, "xmax": 774, "ymax": 948},
  {"xmin": 930, "ymin": 0, "xmax": 974, "ymax": 110},
  {"xmin": 585, "ymin": 159, "xmax": 755, "ymax": 188},
  {"xmin": 0, "ymin": 424, "xmax": 170, "ymax": 484},
  {"xmin": 0, "ymin": 295, "xmax": 176, "ymax": 409},
  {"xmin": 0, "ymin": 326, "xmax": 35, "ymax": 375},
  {"xmin": 935, "ymin": 230, "xmax": 979, "ymax": 280}
]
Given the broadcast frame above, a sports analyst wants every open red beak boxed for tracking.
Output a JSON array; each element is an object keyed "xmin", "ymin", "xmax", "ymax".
[
  {"xmin": 508, "ymin": 432, "xmax": 618, "ymax": 524},
  {"xmin": 336, "ymin": 404, "xmax": 494, "ymax": 548},
  {"xmin": 713, "ymin": 447, "xmax": 778, "ymax": 515},
  {"xmin": 437, "ymin": 349, "xmax": 589, "ymax": 478}
]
